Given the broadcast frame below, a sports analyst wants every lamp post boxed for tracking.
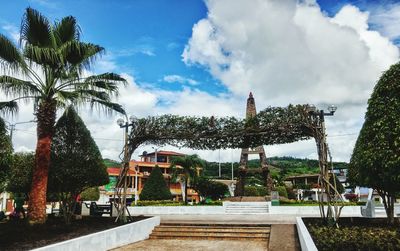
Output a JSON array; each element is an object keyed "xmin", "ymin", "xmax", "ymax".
[
  {"xmin": 116, "ymin": 115, "xmax": 137, "ymax": 222},
  {"xmin": 307, "ymin": 104, "xmax": 338, "ymax": 221},
  {"xmin": 152, "ymin": 146, "xmax": 158, "ymax": 163}
]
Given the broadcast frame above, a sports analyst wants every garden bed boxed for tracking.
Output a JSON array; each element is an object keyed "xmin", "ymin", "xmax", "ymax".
[
  {"xmin": 0, "ymin": 215, "xmax": 148, "ymax": 251},
  {"xmin": 303, "ymin": 217, "xmax": 400, "ymax": 251}
]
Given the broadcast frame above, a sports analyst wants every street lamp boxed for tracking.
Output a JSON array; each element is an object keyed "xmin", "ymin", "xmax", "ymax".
[
  {"xmin": 116, "ymin": 115, "xmax": 138, "ymax": 222},
  {"xmin": 307, "ymin": 104, "xmax": 339, "ymax": 221}
]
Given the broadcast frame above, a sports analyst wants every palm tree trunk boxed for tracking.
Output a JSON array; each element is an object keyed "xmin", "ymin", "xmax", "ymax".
[
  {"xmin": 184, "ymin": 178, "xmax": 188, "ymax": 205},
  {"xmin": 28, "ymin": 100, "xmax": 56, "ymax": 224}
]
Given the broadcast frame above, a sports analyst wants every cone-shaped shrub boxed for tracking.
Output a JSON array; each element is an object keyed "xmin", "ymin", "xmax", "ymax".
[{"xmin": 139, "ymin": 166, "xmax": 172, "ymax": 201}]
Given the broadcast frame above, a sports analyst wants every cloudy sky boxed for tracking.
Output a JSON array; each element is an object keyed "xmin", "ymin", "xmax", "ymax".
[{"xmin": 1, "ymin": 0, "xmax": 399, "ymax": 164}]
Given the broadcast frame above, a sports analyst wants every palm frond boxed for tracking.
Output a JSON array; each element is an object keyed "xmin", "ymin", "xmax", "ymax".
[
  {"xmin": 20, "ymin": 7, "xmax": 54, "ymax": 48},
  {"xmin": 79, "ymin": 90, "xmax": 110, "ymax": 102},
  {"xmin": 0, "ymin": 100, "xmax": 19, "ymax": 116},
  {"xmin": 24, "ymin": 44, "xmax": 61, "ymax": 67},
  {"xmin": 89, "ymin": 99, "xmax": 126, "ymax": 115},
  {"xmin": 54, "ymin": 16, "xmax": 81, "ymax": 46},
  {"xmin": 59, "ymin": 41, "xmax": 104, "ymax": 70},
  {"xmin": 0, "ymin": 34, "xmax": 26, "ymax": 72},
  {"xmin": 0, "ymin": 75, "xmax": 41, "ymax": 97}
]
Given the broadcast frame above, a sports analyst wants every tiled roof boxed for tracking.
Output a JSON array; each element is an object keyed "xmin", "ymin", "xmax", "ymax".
[{"xmin": 140, "ymin": 150, "xmax": 185, "ymax": 156}]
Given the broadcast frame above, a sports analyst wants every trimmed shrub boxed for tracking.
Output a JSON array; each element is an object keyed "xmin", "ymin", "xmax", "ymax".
[
  {"xmin": 195, "ymin": 177, "xmax": 228, "ymax": 200},
  {"xmin": 139, "ymin": 166, "xmax": 172, "ymax": 201},
  {"xmin": 275, "ymin": 186, "xmax": 288, "ymax": 198},
  {"xmin": 80, "ymin": 187, "xmax": 100, "ymax": 201},
  {"xmin": 244, "ymin": 186, "xmax": 259, "ymax": 196}
]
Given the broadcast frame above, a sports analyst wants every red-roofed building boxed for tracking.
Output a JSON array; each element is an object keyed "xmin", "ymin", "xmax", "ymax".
[{"xmin": 102, "ymin": 150, "xmax": 200, "ymax": 203}]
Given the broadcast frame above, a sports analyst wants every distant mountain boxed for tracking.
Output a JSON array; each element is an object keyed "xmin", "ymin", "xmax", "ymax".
[
  {"xmin": 203, "ymin": 156, "xmax": 348, "ymax": 180},
  {"xmin": 103, "ymin": 158, "xmax": 121, "ymax": 167}
]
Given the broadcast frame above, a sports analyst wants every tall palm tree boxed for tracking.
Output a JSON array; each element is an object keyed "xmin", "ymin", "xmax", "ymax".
[
  {"xmin": 0, "ymin": 8, "xmax": 126, "ymax": 223},
  {"xmin": 170, "ymin": 154, "xmax": 204, "ymax": 204}
]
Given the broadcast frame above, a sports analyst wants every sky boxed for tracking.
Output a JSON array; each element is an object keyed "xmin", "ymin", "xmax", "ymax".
[{"xmin": 1, "ymin": 0, "xmax": 400, "ymax": 164}]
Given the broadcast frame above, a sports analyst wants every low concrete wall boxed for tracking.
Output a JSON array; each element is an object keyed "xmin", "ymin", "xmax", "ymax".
[
  {"xmin": 296, "ymin": 217, "xmax": 318, "ymax": 251},
  {"xmin": 128, "ymin": 205, "xmax": 361, "ymax": 216},
  {"xmin": 129, "ymin": 206, "xmax": 225, "ymax": 215},
  {"xmin": 32, "ymin": 216, "xmax": 160, "ymax": 251},
  {"xmin": 270, "ymin": 206, "xmax": 361, "ymax": 216}
]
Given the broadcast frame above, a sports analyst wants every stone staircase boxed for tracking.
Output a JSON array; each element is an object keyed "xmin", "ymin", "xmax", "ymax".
[
  {"xmin": 224, "ymin": 202, "xmax": 270, "ymax": 214},
  {"xmin": 149, "ymin": 223, "xmax": 271, "ymax": 241}
]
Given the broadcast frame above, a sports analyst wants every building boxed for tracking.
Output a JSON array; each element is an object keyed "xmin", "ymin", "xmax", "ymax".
[{"xmin": 101, "ymin": 150, "xmax": 200, "ymax": 203}]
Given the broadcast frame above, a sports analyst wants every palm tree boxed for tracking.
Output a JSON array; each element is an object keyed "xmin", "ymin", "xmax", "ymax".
[
  {"xmin": 0, "ymin": 8, "xmax": 126, "ymax": 223},
  {"xmin": 170, "ymin": 154, "xmax": 204, "ymax": 204}
]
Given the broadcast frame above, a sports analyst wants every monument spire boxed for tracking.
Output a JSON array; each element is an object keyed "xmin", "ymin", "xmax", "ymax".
[{"xmin": 235, "ymin": 92, "xmax": 272, "ymax": 196}]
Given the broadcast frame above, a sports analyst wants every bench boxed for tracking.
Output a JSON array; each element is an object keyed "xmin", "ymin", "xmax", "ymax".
[{"xmin": 88, "ymin": 202, "xmax": 112, "ymax": 217}]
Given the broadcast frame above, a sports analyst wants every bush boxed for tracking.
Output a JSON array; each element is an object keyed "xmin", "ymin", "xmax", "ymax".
[
  {"xmin": 307, "ymin": 224, "xmax": 400, "ymax": 251},
  {"xmin": 275, "ymin": 186, "xmax": 288, "ymax": 198},
  {"xmin": 136, "ymin": 200, "xmax": 182, "ymax": 206},
  {"xmin": 80, "ymin": 187, "xmax": 100, "ymax": 201},
  {"xmin": 344, "ymin": 193, "xmax": 359, "ymax": 202},
  {"xmin": 139, "ymin": 166, "xmax": 172, "ymax": 201},
  {"xmin": 194, "ymin": 177, "xmax": 229, "ymax": 200},
  {"xmin": 244, "ymin": 186, "xmax": 259, "ymax": 196}
]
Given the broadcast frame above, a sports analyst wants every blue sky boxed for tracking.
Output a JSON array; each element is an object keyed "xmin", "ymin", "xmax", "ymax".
[{"xmin": 1, "ymin": 0, "xmax": 400, "ymax": 162}]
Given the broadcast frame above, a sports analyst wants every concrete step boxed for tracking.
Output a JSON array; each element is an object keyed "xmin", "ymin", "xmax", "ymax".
[
  {"xmin": 150, "ymin": 231, "xmax": 269, "ymax": 238},
  {"xmin": 154, "ymin": 227, "xmax": 270, "ymax": 233},
  {"xmin": 149, "ymin": 234, "xmax": 268, "ymax": 241},
  {"xmin": 150, "ymin": 223, "xmax": 271, "ymax": 241}
]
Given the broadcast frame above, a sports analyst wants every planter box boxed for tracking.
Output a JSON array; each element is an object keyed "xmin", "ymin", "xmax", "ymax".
[
  {"xmin": 296, "ymin": 217, "xmax": 318, "ymax": 251},
  {"xmin": 32, "ymin": 216, "xmax": 160, "ymax": 251}
]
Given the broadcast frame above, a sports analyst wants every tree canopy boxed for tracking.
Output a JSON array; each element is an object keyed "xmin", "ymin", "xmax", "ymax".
[
  {"xmin": 48, "ymin": 107, "xmax": 108, "ymax": 223},
  {"xmin": 139, "ymin": 166, "xmax": 172, "ymax": 201},
  {"xmin": 349, "ymin": 62, "xmax": 400, "ymax": 224},
  {"xmin": 0, "ymin": 7, "xmax": 126, "ymax": 223},
  {"xmin": 48, "ymin": 107, "xmax": 108, "ymax": 194},
  {"xmin": 0, "ymin": 118, "xmax": 12, "ymax": 189}
]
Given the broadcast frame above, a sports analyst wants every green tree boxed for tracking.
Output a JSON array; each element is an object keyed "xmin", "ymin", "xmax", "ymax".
[
  {"xmin": 194, "ymin": 177, "xmax": 228, "ymax": 200},
  {"xmin": 170, "ymin": 154, "xmax": 204, "ymax": 204},
  {"xmin": 0, "ymin": 8, "xmax": 126, "ymax": 223},
  {"xmin": 48, "ymin": 107, "xmax": 109, "ymax": 224},
  {"xmin": 349, "ymin": 62, "xmax": 400, "ymax": 224},
  {"xmin": 6, "ymin": 152, "xmax": 34, "ymax": 194},
  {"xmin": 0, "ymin": 117, "xmax": 13, "ymax": 189},
  {"xmin": 139, "ymin": 166, "xmax": 172, "ymax": 201},
  {"xmin": 80, "ymin": 187, "xmax": 100, "ymax": 201}
]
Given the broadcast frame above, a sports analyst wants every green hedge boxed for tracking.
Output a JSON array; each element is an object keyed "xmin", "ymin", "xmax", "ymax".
[
  {"xmin": 279, "ymin": 199, "xmax": 365, "ymax": 206},
  {"xmin": 307, "ymin": 224, "xmax": 400, "ymax": 251},
  {"xmin": 134, "ymin": 200, "xmax": 223, "ymax": 207}
]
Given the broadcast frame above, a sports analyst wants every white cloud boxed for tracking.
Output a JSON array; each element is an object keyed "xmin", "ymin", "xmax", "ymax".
[
  {"xmin": 3, "ymin": 1, "xmax": 400, "ymax": 164},
  {"xmin": 1, "ymin": 23, "xmax": 19, "ymax": 43},
  {"xmin": 369, "ymin": 3, "xmax": 400, "ymax": 41},
  {"xmin": 163, "ymin": 75, "xmax": 198, "ymax": 86},
  {"xmin": 182, "ymin": 0, "xmax": 400, "ymax": 162}
]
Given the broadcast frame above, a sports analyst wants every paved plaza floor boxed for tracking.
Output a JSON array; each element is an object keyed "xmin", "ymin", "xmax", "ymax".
[
  {"xmin": 114, "ymin": 239, "xmax": 269, "ymax": 251},
  {"xmin": 112, "ymin": 215, "xmax": 300, "ymax": 251}
]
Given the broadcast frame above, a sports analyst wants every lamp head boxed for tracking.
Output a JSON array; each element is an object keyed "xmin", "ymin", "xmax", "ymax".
[
  {"xmin": 129, "ymin": 115, "xmax": 138, "ymax": 123},
  {"xmin": 117, "ymin": 118, "xmax": 125, "ymax": 127},
  {"xmin": 328, "ymin": 105, "xmax": 337, "ymax": 114},
  {"xmin": 308, "ymin": 104, "xmax": 316, "ymax": 113}
]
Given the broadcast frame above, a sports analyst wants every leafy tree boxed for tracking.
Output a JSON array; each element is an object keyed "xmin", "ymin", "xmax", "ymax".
[
  {"xmin": 6, "ymin": 152, "xmax": 34, "ymax": 194},
  {"xmin": 0, "ymin": 8, "xmax": 126, "ymax": 223},
  {"xmin": 48, "ymin": 107, "xmax": 109, "ymax": 224},
  {"xmin": 194, "ymin": 177, "xmax": 228, "ymax": 200},
  {"xmin": 80, "ymin": 187, "xmax": 100, "ymax": 201},
  {"xmin": 139, "ymin": 166, "xmax": 172, "ymax": 201},
  {"xmin": 170, "ymin": 154, "xmax": 204, "ymax": 204},
  {"xmin": 0, "ymin": 117, "xmax": 12, "ymax": 189},
  {"xmin": 349, "ymin": 62, "xmax": 400, "ymax": 224}
]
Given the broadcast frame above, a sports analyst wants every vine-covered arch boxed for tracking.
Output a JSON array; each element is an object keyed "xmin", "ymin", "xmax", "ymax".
[{"xmin": 115, "ymin": 104, "xmax": 342, "ymax": 223}]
